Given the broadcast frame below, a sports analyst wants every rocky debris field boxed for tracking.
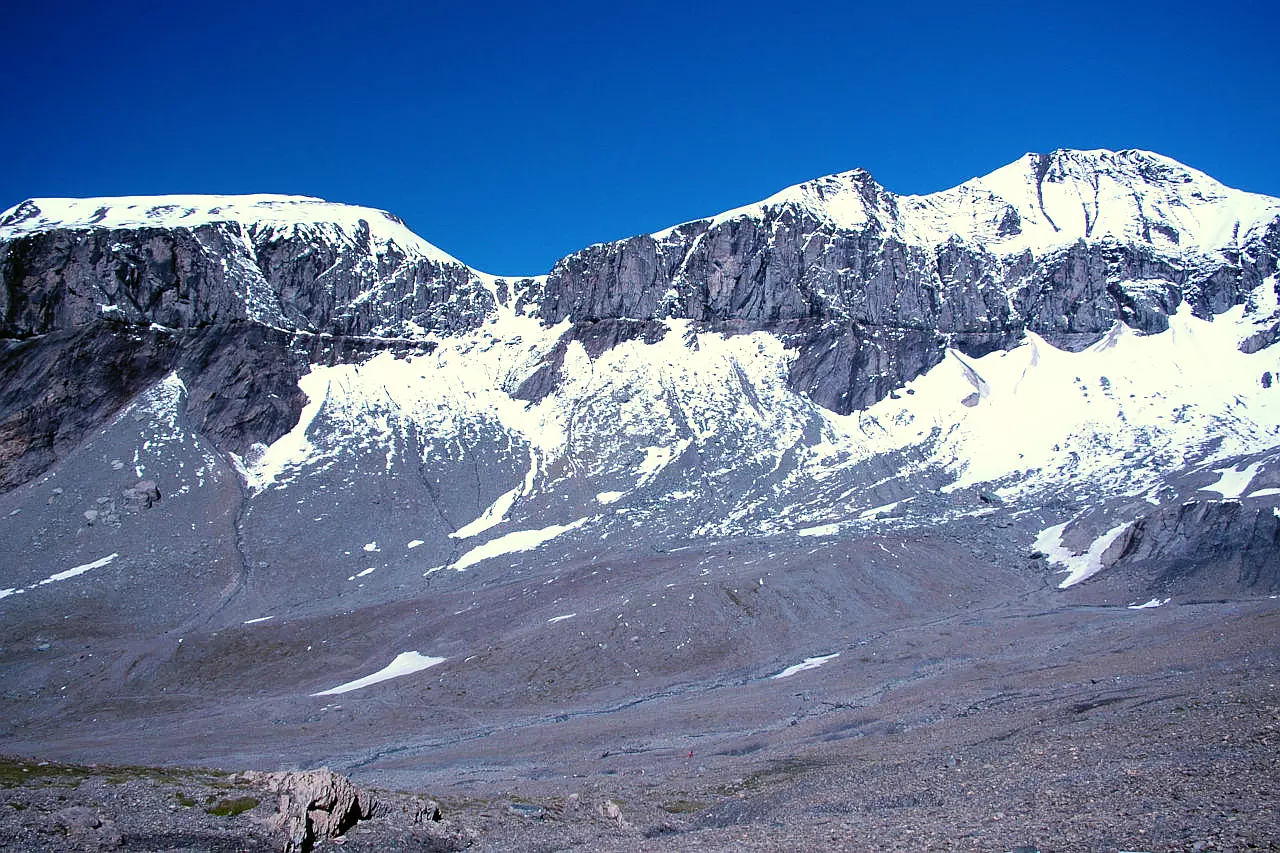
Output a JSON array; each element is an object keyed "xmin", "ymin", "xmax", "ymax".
[
  {"xmin": 3, "ymin": 637, "xmax": 1276, "ymax": 853},
  {"xmin": 2, "ymin": 512, "xmax": 1278, "ymax": 852}
]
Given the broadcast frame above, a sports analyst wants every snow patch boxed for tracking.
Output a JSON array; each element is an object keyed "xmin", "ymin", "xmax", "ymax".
[
  {"xmin": 451, "ymin": 485, "xmax": 522, "ymax": 539},
  {"xmin": 311, "ymin": 651, "xmax": 445, "ymax": 696},
  {"xmin": 772, "ymin": 653, "xmax": 840, "ymax": 679},
  {"xmin": 1035, "ymin": 522, "xmax": 1133, "ymax": 588},
  {"xmin": 635, "ymin": 440, "xmax": 691, "ymax": 489},
  {"xmin": 36, "ymin": 553, "xmax": 119, "ymax": 586},
  {"xmin": 243, "ymin": 372, "xmax": 330, "ymax": 492},
  {"xmin": 449, "ymin": 517, "xmax": 591, "ymax": 572},
  {"xmin": 1247, "ymin": 487, "xmax": 1280, "ymax": 498},
  {"xmin": 796, "ymin": 523, "xmax": 841, "ymax": 537},
  {"xmin": 858, "ymin": 501, "xmax": 901, "ymax": 519},
  {"xmin": 1203, "ymin": 460, "xmax": 1266, "ymax": 499}
]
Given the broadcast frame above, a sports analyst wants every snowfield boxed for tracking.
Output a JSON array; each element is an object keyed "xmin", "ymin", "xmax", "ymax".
[{"xmin": 311, "ymin": 651, "xmax": 446, "ymax": 696}]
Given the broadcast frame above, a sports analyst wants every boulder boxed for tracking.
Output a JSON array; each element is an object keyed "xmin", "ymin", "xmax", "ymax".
[
  {"xmin": 598, "ymin": 798, "xmax": 631, "ymax": 830},
  {"xmin": 54, "ymin": 806, "xmax": 122, "ymax": 850},
  {"xmin": 123, "ymin": 479, "xmax": 161, "ymax": 508},
  {"xmin": 243, "ymin": 768, "xmax": 381, "ymax": 852}
]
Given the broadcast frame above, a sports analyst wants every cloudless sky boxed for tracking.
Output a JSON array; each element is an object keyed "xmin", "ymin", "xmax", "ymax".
[{"xmin": 2, "ymin": 0, "xmax": 1276, "ymax": 275}]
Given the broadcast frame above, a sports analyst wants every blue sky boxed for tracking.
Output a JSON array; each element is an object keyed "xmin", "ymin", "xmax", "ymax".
[{"xmin": 3, "ymin": 0, "xmax": 1276, "ymax": 275}]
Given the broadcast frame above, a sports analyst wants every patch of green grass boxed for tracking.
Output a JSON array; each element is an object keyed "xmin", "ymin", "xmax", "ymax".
[
  {"xmin": 659, "ymin": 799, "xmax": 705, "ymax": 814},
  {"xmin": 0, "ymin": 756, "xmax": 216, "ymax": 791},
  {"xmin": 205, "ymin": 796, "xmax": 259, "ymax": 817},
  {"xmin": 0, "ymin": 758, "xmax": 87, "ymax": 789},
  {"xmin": 174, "ymin": 792, "xmax": 197, "ymax": 807}
]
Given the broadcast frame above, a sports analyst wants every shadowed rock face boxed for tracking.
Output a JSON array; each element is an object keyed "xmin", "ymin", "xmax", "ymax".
[
  {"xmin": 0, "ymin": 226, "xmax": 257, "ymax": 333},
  {"xmin": 0, "ymin": 319, "xmax": 441, "ymax": 492},
  {"xmin": 0, "ymin": 223, "xmax": 494, "ymax": 338},
  {"xmin": 1111, "ymin": 500, "xmax": 1280, "ymax": 593},
  {"xmin": 0, "ymin": 323, "xmax": 179, "ymax": 492},
  {"xmin": 244, "ymin": 227, "xmax": 494, "ymax": 336}
]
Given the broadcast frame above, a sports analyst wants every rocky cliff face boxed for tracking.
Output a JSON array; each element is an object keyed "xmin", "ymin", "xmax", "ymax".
[
  {"xmin": 2, "ymin": 150, "xmax": 1279, "ymax": 491},
  {"xmin": 1110, "ymin": 499, "xmax": 1280, "ymax": 594},
  {"xmin": 530, "ymin": 150, "xmax": 1280, "ymax": 411},
  {"xmin": 0, "ymin": 201, "xmax": 497, "ymax": 338}
]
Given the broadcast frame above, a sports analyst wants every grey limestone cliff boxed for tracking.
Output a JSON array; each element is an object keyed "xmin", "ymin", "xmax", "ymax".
[
  {"xmin": 529, "ymin": 160, "xmax": 1280, "ymax": 411},
  {"xmin": 0, "ymin": 218, "xmax": 495, "ymax": 338},
  {"xmin": 2, "ymin": 149, "xmax": 1278, "ymax": 491},
  {"xmin": 1109, "ymin": 499, "xmax": 1280, "ymax": 595}
]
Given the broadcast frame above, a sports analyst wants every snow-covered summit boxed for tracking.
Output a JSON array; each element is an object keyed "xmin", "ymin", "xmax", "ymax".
[
  {"xmin": 0, "ymin": 193, "xmax": 469, "ymax": 269},
  {"xmin": 907, "ymin": 148, "xmax": 1280, "ymax": 253},
  {"xmin": 691, "ymin": 148, "xmax": 1280, "ymax": 257},
  {"xmin": 5, "ymin": 151, "xmax": 1276, "ymax": 284}
]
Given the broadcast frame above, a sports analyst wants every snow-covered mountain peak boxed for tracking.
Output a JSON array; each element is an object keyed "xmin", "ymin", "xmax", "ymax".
[
  {"xmin": 1028, "ymin": 148, "xmax": 1218, "ymax": 191},
  {"xmin": 0, "ymin": 193, "xmax": 470, "ymax": 270},
  {"xmin": 684, "ymin": 148, "xmax": 1279, "ymax": 259},
  {"xmin": 701, "ymin": 166, "xmax": 892, "ymax": 233},
  {"xmin": 905, "ymin": 147, "xmax": 1280, "ymax": 254}
]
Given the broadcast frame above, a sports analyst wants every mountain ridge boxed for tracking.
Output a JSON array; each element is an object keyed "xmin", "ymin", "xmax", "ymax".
[
  {"xmin": 1, "ymin": 149, "xmax": 1279, "ymax": 839},
  {"xmin": 5, "ymin": 148, "xmax": 1278, "ymax": 282},
  {"xmin": 2, "ymin": 148, "xmax": 1279, "ymax": 498}
]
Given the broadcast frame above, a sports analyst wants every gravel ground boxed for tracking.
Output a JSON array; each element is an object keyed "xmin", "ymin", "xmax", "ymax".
[
  {"xmin": 3, "ymin": 657, "xmax": 1276, "ymax": 852},
  {"xmin": 2, "ymin": 525, "xmax": 1276, "ymax": 852}
]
